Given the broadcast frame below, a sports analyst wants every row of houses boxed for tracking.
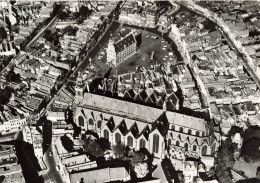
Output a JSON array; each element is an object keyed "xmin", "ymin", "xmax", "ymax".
[
  {"xmin": 0, "ymin": 145, "xmax": 25, "ymax": 183},
  {"xmin": 168, "ymin": 5, "xmax": 260, "ymax": 135},
  {"xmin": 202, "ymin": 1, "xmax": 260, "ymax": 75},
  {"xmin": 119, "ymin": 1, "xmax": 177, "ymax": 29}
]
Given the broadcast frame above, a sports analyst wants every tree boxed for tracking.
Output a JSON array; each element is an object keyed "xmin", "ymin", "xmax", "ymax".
[
  {"xmin": 134, "ymin": 163, "xmax": 149, "ymax": 178},
  {"xmin": 131, "ymin": 151, "xmax": 145, "ymax": 166},
  {"xmin": 97, "ymin": 138, "xmax": 110, "ymax": 150},
  {"xmin": 6, "ymin": 69, "xmax": 21, "ymax": 83},
  {"xmin": 57, "ymin": 10, "xmax": 68, "ymax": 20},
  {"xmin": 60, "ymin": 135, "xmax": 74, "ymax": 152},
  {"xmin": 208, "ymin": 167, "xmax": 216, "ymax": 177},
  {"xmin": 0, "ymin": 87, "xmax": 11, "ymax": 106},
  {"xmin": 77, "ymin": 18, "xmax": 84, "ymax": 24},
  {"xmin": 100, "ymin": 16, "xmax": 105, "ymax": 22},
  {"xmin": 0, "ymin": 175, "xmax": 5, "ymax": 183},
  {"xmin": 79, "ymin": 6, "xmax": 91, "ymax": 18},
  {"xmin": 240, "ymin": 138, "xmax": 260, "ymax": 163},
  {"xmin": 242, "ymin": 126, "xmax": 260, "ymax": 141},
  {"xmin": 112, "ymin": 143, "xmax": 127, "ymax": 159},
  {"xmin": 215, "ymin": 138, "xmax": 235, "ymax": 183},
  {"xmin": 43, "ymin": 29, "xmax": 60, "ymax": 46},
  {"xmin": 178, "ymin": 173, "xmax": 185, "ymax": 183},
  {"xmin": 84, "ymin": 139, "xmax": 104, "ymax": 157},
  {"xmin": 228, "ymin": 126, "xmax": 243, "ymax": 137},
  {"xmin": 0, "ymin": 27, "xmax": 7, "ymax": 41},
  {"xmin": 63, "ymin": 26, "xmax": 78, "ymax": 36},
  {"xmin": 257, "ymin": 166, "xmax": 260, "ymax": 179}
]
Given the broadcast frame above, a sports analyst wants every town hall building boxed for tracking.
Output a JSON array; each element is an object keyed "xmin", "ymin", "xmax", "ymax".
[{"xmin": 107, "ymin": 32, "xmax": 137, "ymax": 66}]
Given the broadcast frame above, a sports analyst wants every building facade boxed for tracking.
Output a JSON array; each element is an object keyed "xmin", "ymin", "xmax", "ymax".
[
  {"xmin": 0, "ymin": 40, "xmax": 15, "ymax": 56},
  {"xmin": 0, "ymin": 117, "xmax": 27, "ymax": 133}
]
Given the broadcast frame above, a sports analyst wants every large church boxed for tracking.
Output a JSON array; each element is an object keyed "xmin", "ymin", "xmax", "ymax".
[{"xmin": 74, "ymin": 92, "xmax": 220, "ymax": 163}]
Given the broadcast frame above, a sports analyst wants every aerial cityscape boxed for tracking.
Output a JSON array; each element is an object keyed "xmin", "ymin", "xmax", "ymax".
[{"xmin": 0, "ymin": 0, "xmax": 260, "ymax": 183}]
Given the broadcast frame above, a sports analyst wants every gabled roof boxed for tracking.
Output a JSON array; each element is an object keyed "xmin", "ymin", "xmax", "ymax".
[
  {"xmin": 123, "ymin": 89, "xmax": 135, "ymax": 100},
  {"xmin": 167, "ymin": 93, "xmax": 179, "ymax": 106},
  {"xmin": 134, "ymin": 93, "xmax": 145, "ymax": 102},
  {"xmin": 166, "ymin": 99, "xmax": 178, "ymax": 111},
  {"xmin": 139, "ymin": 90, "xmax": 148, "ymax": 100},
  {"xmin": 116, "ymin": 119, "xmax": 128, "ymax": 135},
  {"xmin": 82, "ymin": 93, "xmax": 207, "ymax": 132},
  {"xmin": 166, "ymin": 112, "xmax": 206, "ymax": 132},
  {"xmin": 139, "ymin": 125, "xmax": 150, "ymax": 140},
  {"xmin": 145, "ymin": 95, "xmax": 157, "ymax": 106},
  {"xmin": 114, "ymin": 33, "xmax": 136, "ymax": 53},
  {"xmin": 106, "ymin": 117, "xmax": 115, "ymax": 132},
  {"xmin": 157, "ymin": 112, "xmax": 168, "ymax": 124},
  {"xmin": 152, "ymin": 158, "xmax": 180, "ymax": 183},
  {"xmin": 80, "ymin": 108, "xmax": 87, "ymax": 119},
  {"xmin": 151, "ymin": 121, "xmax": 168, "ymax": 137},
  {"xmin": 157, "ymin": 98, "xmax": 164, "ymax": 108},
  {"xmin": 128, "ymin": 122, "xmax": 139, "ymax": 138},
  {"xmin": 124, "ymin": 118, "xmax": 135, "ymax": 130}
]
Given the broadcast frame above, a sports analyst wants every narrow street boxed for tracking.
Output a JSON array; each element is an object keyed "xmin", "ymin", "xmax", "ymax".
[
  {"xmin": 0, "ymin": 5, "xmax": 63, "ymax": 77},
  {"xmin": 26, "ymin": 14, "xmax": 59, "ymax": 48},
  {"xmin": 41, "ymin": 119, "xmax": 68, "ymax": 183},
  {"xmin": 67, "ymin": 21, "xmax": 121, "ymax": 84},
  {"xmin": 42, "ymin": 142, "xmax": 64, "ymax": 183}
]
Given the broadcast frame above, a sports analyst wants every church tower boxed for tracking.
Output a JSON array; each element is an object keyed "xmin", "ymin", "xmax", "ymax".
[
  {"xmin": 106, "ymin": 37, "xmax": 116, "ymax": 65},
  {"xmin": 74, "ymin": 70, "xmax": 91, "ymax": 104},
  {"xmin": 74, "ymin": 71, "xmax": 85, "ymax": 104}
]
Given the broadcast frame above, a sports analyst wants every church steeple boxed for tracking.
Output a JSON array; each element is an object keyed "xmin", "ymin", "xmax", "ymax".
[
  {"xmin": 74, "ymin": 70, "xmax": 89, "ymax": 104},
  {"xmin": 107, "ymin": 36, "xmax": 116, "ymax": 66}
]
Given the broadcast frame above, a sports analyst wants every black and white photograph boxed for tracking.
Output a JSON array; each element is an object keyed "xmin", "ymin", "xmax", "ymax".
[{"xmin": 0, "ymin": 0, "xmax": 260, "ymax": 183}]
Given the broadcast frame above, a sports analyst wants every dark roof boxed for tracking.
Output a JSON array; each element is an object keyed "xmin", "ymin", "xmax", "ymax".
[
  {"xmin": 117, "ymin": 119, "xmax": 128, "ymax": 135},
  {"xmin": 107, "ymin": 117, "xmax": 115, "ymax": 132},
  {"xmin": 145, "ymin": 95, "xmax": 157, "ymax": 105},
  {"xmin": 245, "ymin": 101, "xmax": 255, "ymax": 112},
  {"xmin": 167, "ymin": 100, "xmax": 176, "ymax": 111},
  {"xmin": 146, "ymin": 7, "xmax": 157, "ymax": 16},
  {"xmin": 157, "ymin": 98, "xmax": 164, "ymax": 107},
  {"xmin": 167, "ymin": 93, "xmax": 179, "ymax": 106},
  {"xmin": 123, "ymin": 89, "xmax": 135, "ymax": 99},
  {"xmin": 139, "ymin": 125, "xmax": 150, "ymax": 140},
  {"xmin": 151, "ymin": 112, "xmax": 169, "ymax": 136},
  {"xmin": 152, "ymin": 158, "xmax": 180, "ymax": 183},
  {"xmin": 114, "ymin": 33, "xmax": 136, "ymax": 53},
  {"xmin": 139, "ymin": 90, "xmax": 148, "ymax": 100},
  {"xmin": 152, "ymin": 90, "xmax": 160, "ymax": 100},
  {"xmin": 232, "ymin": 104, "xmax": 242, "ymax": 115},
  {"xmin": 129, "ymin": 122, "xmax": 139, "ymax": 138}
]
